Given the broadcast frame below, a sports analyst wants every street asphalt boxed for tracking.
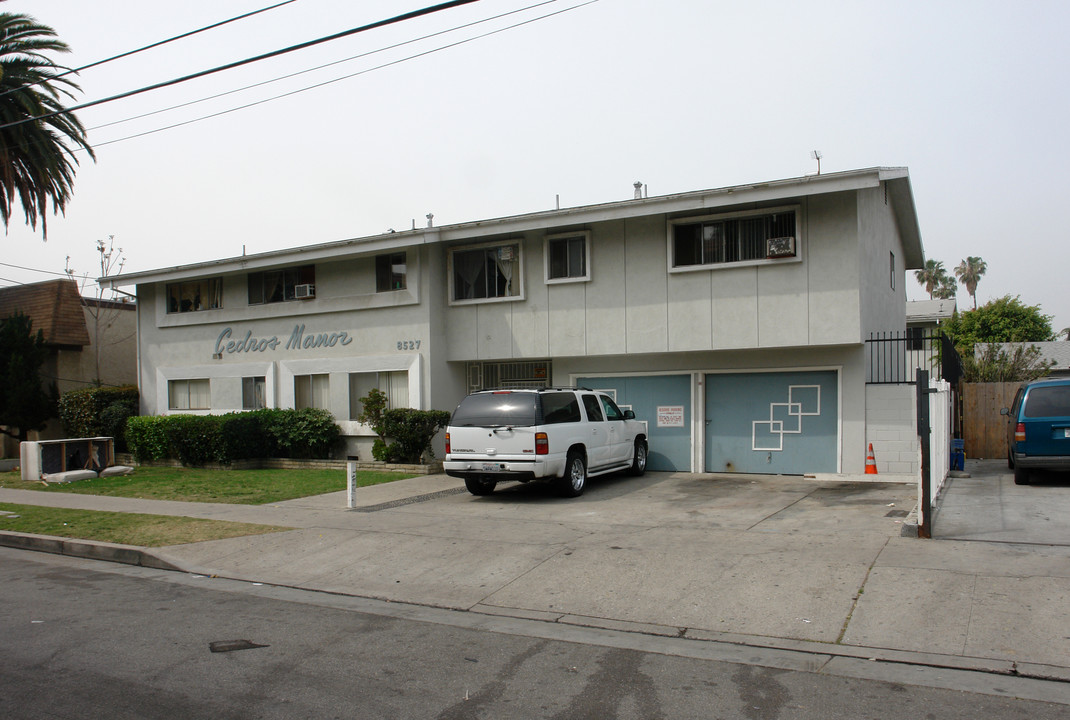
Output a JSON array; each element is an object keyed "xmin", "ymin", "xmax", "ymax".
[{"xmin": 2, "ymin": 458, "xmax": 1069, "ymax": 697}]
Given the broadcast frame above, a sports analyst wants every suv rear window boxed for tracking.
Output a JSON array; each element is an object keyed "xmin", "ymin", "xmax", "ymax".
[
  {"xmin": 451, "ymin": 392, "xmax": 540, "ymax": 426},
  {"xmin": 1023, "ymin": 386, "xmax": 1070, "ymax": 418}
]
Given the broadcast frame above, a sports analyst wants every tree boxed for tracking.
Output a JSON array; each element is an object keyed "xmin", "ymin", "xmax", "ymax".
[
  {"xmin": 960, "ymin": 343, "xmax": 1054, "ymax": 383},
  {"xmin": 0, "ymin": 12, "xmax": 94, "ymax": 238},
  {"xmin": 932, "ymin": 273, "xmax": 957, "ymax": 300},
  {"xmin": 913, "ymin": 259, "xmax": 949, "ymax": 299},
  {"xmin": 954, "ymin": 256, "xmax": 987, "ymax": 309},
  {"xmin": 66, "ymin": 235, "xmax": 128, "ymax": 384},
  {"xmin": 942, "ymin": 295, "xmax": 1054, "ymax": 355},
  {"xmin": 0, "ymin": 311, "xmax": 58, "ymax": 443}
]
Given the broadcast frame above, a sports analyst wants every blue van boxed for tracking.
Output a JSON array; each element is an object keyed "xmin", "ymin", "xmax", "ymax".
[{"xmin": 1002, "ymin": 378, "xmax": 1070, "ymax": 484}]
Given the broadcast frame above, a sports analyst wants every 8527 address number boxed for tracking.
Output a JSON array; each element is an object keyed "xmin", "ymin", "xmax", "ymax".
[{"xmin": 397, "ymin": 340, "xmax": 421, "ymax": 350}]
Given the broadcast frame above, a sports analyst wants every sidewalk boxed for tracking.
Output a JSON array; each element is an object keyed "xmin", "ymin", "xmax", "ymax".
[{"xmin": 3, "ymin": 461, "xmax": 1070, "ymax": 686}]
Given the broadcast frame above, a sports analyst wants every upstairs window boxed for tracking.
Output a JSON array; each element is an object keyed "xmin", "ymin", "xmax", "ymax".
[
  {"xmin": 450, "ymin": 241, "xmax": 522, "ymax": 303},
  {"xmin": 248, "ymin": 265, "xmax": 315, "ymax": 305},
  {"xmin": 671, "ymin": 208, "xmax": 797, "ymax": 269},
  {"xmin": 376, "ymin": 252, "xmax": 407, "ymax": 292},
  {"xmin": 545, "ymin": 231, "xmax": 590, "ymax": 283},
  {"xmin": 167, "ymin": 278, "xmax": 222, "ymax": 313}
]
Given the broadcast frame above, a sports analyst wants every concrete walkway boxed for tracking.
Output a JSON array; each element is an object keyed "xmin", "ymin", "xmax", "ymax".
[{"xmin": 3, "ymin": 461, "xmax": 1070, "ymax": 690}]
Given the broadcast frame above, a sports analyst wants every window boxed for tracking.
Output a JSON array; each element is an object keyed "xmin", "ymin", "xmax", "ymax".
[
  {"xmin": 242, "ymin": 376, "xmax": 266, "ymax": 410},
  {"xmin": 167, "ymin": 278, "xmax": 222, "ymax": 313},
  {"xmin": 545, "ymin": 232, "xmax": 590, "ymax": 282},
  {"xmin": 169, "ymin": 379, "xmax": 210, "ymax": 410},
  {"xmin": 890, "ymin": 252, "xmax": 896, "ymax": 290},
  {"xmin": 599, "ymin": 395, "xmax": 625, "ymax": 421},
  {"xmin": 349, "ymin": 371, "xmax": 409, "ymax": 420},
  {"xmin": 541, "ymin": 392, "xmax": 582, "ymax": 424},
  {"xmin": 671, "ymin": 208, "xmax": 797, "ymax": 268},
  {"xmin": 294, "ymin": 374, "xmax": 329, "ymax": 410},
  {"xmin": 248, "ymin": 265, "xmax": 315, "ymax": 305},
  {"xmin": 376, "ymin": 252, "xmax": 407, "ymax": 292},
  {"xmin": 581, "ymin": 394, "xmax": 604, "ymax": 422},
  {"xmin": 450, "ymin": 241, "xmax": 522, "ymax": 302}
]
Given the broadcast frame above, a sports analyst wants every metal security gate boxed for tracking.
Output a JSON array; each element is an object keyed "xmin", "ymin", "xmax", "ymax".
[
  {"xmin": 468, "ymin": 360, "xmax": 551, "ymax": 393},
  {"xmin": 577, "ymin": 375, "xmax": 691, "ymax": 472},
  {"xmin": 705, "ymin": 370, "xmax": 838, "ymax": 474}
]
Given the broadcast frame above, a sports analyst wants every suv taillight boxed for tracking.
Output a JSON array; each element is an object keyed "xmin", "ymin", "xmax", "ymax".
[
  {"xmin": 445, "ymin": 432, "xmax": 451, "ymax": 454},
  {"xmin": 1015, "ymin": 423, "xmax": 1026, "ymax": 443},
  {"xmin": 535, "ymin": 432, "xmax": 548, "ymax": 455}
]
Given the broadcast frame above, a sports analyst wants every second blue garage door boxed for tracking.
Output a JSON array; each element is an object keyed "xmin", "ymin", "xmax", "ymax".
[
  {"xmin": 705, "ymin": 370, "xmax": 838, "ymax": 474},
  {"xmin": 577, "ymin": 375, "xmax": 691, "ymax": 472}
]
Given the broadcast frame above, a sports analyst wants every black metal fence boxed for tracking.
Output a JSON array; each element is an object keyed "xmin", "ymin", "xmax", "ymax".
[{"xmin": 866, "ymin": 329, "xmax": 963, "ymax": 386}]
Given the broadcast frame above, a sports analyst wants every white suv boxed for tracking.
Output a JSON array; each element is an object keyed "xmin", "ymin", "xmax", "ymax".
[{"xmin": 444, "ymin": 388, "xmax": 648, "ymax": 497}]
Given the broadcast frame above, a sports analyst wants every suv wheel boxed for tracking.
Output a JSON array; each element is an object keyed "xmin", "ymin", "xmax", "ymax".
[
  {"xmin": 558, "ymin": 451, "xmax": 586, "ymax": 498},
  {"xmin": 629, "ymin": 440, "xmax": 647, "ymax": 476},
  {"xmin": 465, "ymin": 476, "xmax": 497, "ymax": 496}
]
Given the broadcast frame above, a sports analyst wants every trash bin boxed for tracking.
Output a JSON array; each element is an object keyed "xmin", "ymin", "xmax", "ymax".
[{"xmin": 950, "ymin": 438, "xmax": 965, "ymax": 471}]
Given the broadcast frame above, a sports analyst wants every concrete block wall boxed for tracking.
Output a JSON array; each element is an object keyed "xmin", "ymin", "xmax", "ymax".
[{"xmin": 865, "ymin": 384, "xmax": 918, "ymax": 475}]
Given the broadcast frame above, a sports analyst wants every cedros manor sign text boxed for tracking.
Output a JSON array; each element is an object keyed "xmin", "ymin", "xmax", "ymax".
[{"xmin": 214, "ymin": 324, "xmax": 354, "ymax": 355}]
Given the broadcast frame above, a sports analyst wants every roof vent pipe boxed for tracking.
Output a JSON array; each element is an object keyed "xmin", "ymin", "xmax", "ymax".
[
  {"xmin": 426, "ymin": 213, "xmax": 434, "ymax": 228},
  {"xmin": 634, "ymin": 181, "xmax": 643, "ymax": 200}
]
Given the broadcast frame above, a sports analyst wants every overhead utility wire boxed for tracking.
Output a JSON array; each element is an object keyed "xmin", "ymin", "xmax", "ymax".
[
  {"xmin": 88, "ymin": 0, "xmax": 557, "ymax": 133},
  {"xmin": 0, "ymin": 0, "xmax": 299, "ymax": 99},
  {"xmin": 0, "ymin": 260, "xmax": 75, "ymax": 278},
  {"xmin": 0, "ymin": 0, "xmax": 483, "ymax": 131},
  {"xmin": 91, "ymin": 1, "xmax": 597, "ymax": 149}
]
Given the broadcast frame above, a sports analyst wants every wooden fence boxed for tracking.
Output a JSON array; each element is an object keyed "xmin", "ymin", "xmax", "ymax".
[{"xmin": 962, "ymin": 382, "xmax": 1019, "ymax": 460}]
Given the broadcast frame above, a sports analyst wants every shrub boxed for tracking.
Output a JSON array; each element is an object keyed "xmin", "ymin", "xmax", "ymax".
[
  {"xmin": 373, "ymin": 408, "xmax": 451, "ymax": 463},
  {"xmin": 123, "ymin": 409, "xmax": 342, "ymax": 465},
  {"xmin": 164, "ymin": 415, "xmax": 225, "ymax": 467},
  {"xmin": 265, "ymin": 408, "xmax": 341, "ymax": 459},
  {"xmin": 59, "ymin": 386, "xmax": 139, "ymax": 439},
  {"xmin": 125, "ymin": 416, "xmax": 170, "ymax": 463}
]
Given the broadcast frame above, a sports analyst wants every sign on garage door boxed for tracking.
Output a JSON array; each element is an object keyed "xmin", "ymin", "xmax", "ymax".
[
  {"xmin": 577, "ymin": 375, "xmax": 691, "ymax": 472},
  {"xmin": 705, "ymin": 370, "xmax": 838, "ymax": 474}
]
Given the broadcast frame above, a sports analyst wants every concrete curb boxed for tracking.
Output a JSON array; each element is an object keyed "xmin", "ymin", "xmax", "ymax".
[{"xmin": 0, "ymin": 531, "xmax": 183, "ymax": 571}]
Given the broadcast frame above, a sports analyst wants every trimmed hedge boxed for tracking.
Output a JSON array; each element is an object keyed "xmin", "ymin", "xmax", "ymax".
[
  {"xmin": 125, "ymin": 408, "xmax": 341, "ymax": 466},
  {"xmin": 58, "ymin": 386, "xmax": 139, "ymax": 452},
  {"xmin": 373, "ymin": 408, "xmax": 451, "ymax": 464}
]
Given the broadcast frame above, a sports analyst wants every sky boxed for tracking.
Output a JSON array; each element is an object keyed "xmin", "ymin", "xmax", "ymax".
[{"xmin": 2, "ymin": 0, "xmax": 1069, "ymax": 333}]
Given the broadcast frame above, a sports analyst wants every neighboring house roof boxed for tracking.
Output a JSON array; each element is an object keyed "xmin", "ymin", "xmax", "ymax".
[
  {"xmin": 906, "ymin": 299, "xmax": 956, "ymax": 325},
  {"xmin": 976, "ymin": 342, "xmax": 1070, "ymax": 373},
  {"xmin": 102, "ymin": 166, "xmax": 924, "ymax": 289},
  {"xmin": 0, "ymin": 279, "xmax": 92, "ymax": 347}
]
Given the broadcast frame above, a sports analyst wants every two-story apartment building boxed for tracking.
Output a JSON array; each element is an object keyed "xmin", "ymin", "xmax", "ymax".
[{"xmin": 103, "ymin": 167, "xmax": 923, "ymax": 475}]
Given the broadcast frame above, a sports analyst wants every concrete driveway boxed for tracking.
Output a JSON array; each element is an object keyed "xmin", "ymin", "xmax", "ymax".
[{"xmin": 934, "ymin": 459, "xmax": 1070, "ymax": 545}]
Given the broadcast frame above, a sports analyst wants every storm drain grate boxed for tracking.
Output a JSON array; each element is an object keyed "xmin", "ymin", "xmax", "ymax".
[
  {"xmin": 885, "ymin": 509, "xmax": 909, "ymax": 518},
  {"xmin": 209, "ymin": 640, "xmax": 269, "ymax": 653},
  {"xmin": 351, "ymin": 486, "xmax": 468, "ymax": 513}
]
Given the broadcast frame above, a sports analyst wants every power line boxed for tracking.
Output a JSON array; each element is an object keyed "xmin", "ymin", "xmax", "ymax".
[
  {"xmin": 0, "ymin": 0, "xmax": 483, "ymax": 131},
  {"xmin": 0, "ymin": 0, "xmax": 300, "ymax": 100},
  {"xmin": 87, "ymin": 0, "xmax": 557, "ymax": 134},
  {"xmin": 0, "ymin": 261, "xmax": 74, "ymax": 278},
  {"xmin": 91, "ymin": 1, "xmax": 597, "ymax": 149}
]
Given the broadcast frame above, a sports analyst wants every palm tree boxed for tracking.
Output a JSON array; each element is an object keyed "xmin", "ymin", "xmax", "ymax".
[
  {"xmin": 933, "ymin": 274, "xmax": 957, "ymax": 300},
  {"xmin": 954, "ymin": 256, "xmax": 987, "ymax": 309},
  {"xmin": 913, "ymin": 259, "xmax": 949, "ymax": 299},
  {"xmin": 0, "ymin": 12, "xmax": 93, "ymax": 238}
]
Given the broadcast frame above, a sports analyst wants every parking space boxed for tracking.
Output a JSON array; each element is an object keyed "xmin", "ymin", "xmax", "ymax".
[{"xmin": 933, "ymin": 459, "xmax": 1070, "ymax": 546}]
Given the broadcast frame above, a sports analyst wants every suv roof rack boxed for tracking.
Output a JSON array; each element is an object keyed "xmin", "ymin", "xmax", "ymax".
[{"xmin": 478, "ymin": 386, "xmax": 594, "ymax": 392}]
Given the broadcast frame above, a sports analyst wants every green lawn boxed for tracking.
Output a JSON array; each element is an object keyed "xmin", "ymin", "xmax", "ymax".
[
  {"xmin": 0, "ymin": 502, "xmax": 290, "ymax": 546},
  {"xmin": 0, "ymin": 466, "xmax": 415, "ymax": 504}
]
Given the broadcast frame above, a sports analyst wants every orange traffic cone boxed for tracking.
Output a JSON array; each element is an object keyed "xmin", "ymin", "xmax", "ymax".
[{"xmin": 865, "ymin": 443, "xmax": 878, "ymax": 474}]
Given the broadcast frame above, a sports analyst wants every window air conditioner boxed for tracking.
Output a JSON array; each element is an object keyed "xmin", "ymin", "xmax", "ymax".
[
  {"xmin": 294, "ymin": 283, "xmax": 315, "ymax": 299},
  {"xmin": 765, "ymin": 236, "xmax": 796, "ymax": 258}
]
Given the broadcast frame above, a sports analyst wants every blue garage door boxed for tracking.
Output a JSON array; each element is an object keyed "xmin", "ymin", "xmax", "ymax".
[
  {"xmin": 705, "ymin": 371, "xmax": 838, "ymax": 474},
  {"xmin": 577, "ymin": 375, "xmax": 691, "ymax": 471}
]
